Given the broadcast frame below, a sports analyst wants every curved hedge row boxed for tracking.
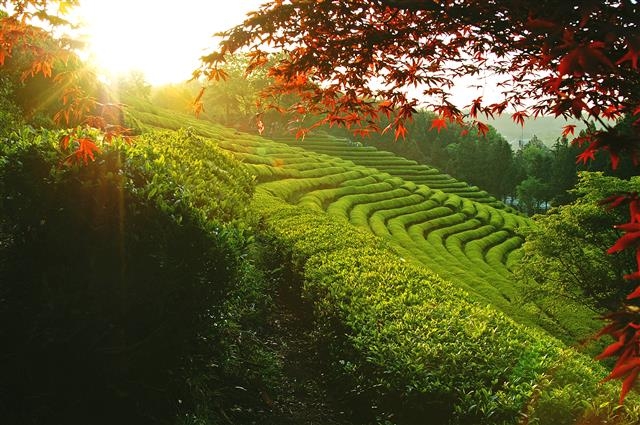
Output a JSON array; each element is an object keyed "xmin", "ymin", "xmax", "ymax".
[
  {"xmin": 253, "ymin": 190, "xmax": 640, "ymax": 425},
  {"xmin": 198, "ymin": 131, "xmax": 603, "ymax": 343},
  {"xmin": 275, "ymin": 136, "xmax": 512, "ymax": 210}
]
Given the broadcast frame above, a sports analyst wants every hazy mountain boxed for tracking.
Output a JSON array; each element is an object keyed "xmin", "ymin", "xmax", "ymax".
[{"xmin": 485, "ymin": 115, "xmax": 587, "ymax": 147}]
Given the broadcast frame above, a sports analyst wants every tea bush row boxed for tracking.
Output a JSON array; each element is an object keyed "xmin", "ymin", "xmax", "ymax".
[
  {"xmin": 209, "ymin": 131, "xmax": 600, "ymax": 343},
  {"xmin": 252, "ymin": 190, "xmax": 640, "ymax": 425},
  {"xmin": 276, "ymin": 135, "xmax": 506, "ymax": 208}
]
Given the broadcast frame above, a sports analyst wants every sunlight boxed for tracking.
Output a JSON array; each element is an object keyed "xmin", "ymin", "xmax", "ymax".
[{"xmin": 75, "ymin": 0, "xmax": 263, "ymax": 85}]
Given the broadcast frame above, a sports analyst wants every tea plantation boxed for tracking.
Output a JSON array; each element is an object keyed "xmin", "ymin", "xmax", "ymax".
[
  {"xmin": 3, "ymin": 101, "xmax": 639, "ymax": 424},
  {"xmin": 125, "ymin": 104, "xmax": 640, "ymax": 423},
  {"xmin": 131, "ymin": 102, "xmax": 600, "ymax": 344}
]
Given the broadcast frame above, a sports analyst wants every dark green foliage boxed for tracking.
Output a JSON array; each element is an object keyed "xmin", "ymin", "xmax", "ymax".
[
  {"xmin": 0, "ymin": 130, "xmax": 263, "ymax": 424},
  {"xmin": 517, "ymin": 172, "xmax": 640, "ymax": 312},
  {"xmin": 0, "ymin": 76, "xmax": 24, "ymax": 136}
]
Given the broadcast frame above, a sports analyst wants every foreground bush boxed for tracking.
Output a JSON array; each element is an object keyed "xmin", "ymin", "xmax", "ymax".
[
  {"xmin": 253, "ymin": 190, "xmax": 640, "ymax": 424},
  {"xmin": 0, "ymin": 129, "xmax": 265, "ymax": 423}
]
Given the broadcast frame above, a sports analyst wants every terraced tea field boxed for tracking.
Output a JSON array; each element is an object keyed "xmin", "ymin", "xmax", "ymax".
[
  {"xmin": 127, "ymin": 103, "xmax": 598, "ymax": 342},
  {"xmin": 209, "ymin": 133, "xmax": 599, "ymax": 341},
  {"xmin": 276, "ymin": 136, "xmax": 513, "ymax": 210},
  {"xmin": 117, "ymin": 105, "xmax": 634, "ymax": 421}
]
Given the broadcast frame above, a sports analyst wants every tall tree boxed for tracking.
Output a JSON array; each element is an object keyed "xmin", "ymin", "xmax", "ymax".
[
  {"xmin": 516, "ymin": 172, "xmax": 638, "ymax": 312},
  {"xmin": 199, "ymin": 0, "xmax": 640, "ymax": 400}
]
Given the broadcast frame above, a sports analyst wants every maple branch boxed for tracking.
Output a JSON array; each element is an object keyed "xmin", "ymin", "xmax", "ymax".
[
  {"xmin": 377, "ymin": 0, "xmax": 439, "ymax": 12},
  {"xmin": 598, "ymin": 117, "xmax": 615, "ymax": 132}
]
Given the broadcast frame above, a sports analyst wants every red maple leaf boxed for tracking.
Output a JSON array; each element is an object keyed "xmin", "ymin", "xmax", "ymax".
[
  {"xmin": 604, "ymin": 357, "xmax": 640, "ymax": 381},
  {"xmin": 512, "ymin": 110, "xmax": 528, "ymax": 127},
  {"xmin": 558, "ymin": 44, "xmax": 615, "ymax": 77},
  {"xmin": 295, "ymin": 127, "xmax": 308, "ymax": 139},
  {"xmin": 561, "ymin": 124, "xmax": 576, "ymax": 137},
  {"xmin": 65, "ymin": 138, "xmax": 100, "ymax": 165},
  {"xmin": 430, "ymin": 117, "xmax": 447, "ymax": 133},
  {"xmin": 378, "ymin": 100, "xmax": 394, "ymax": 119},
  {"xmin": 621, "ymin": 367, "xmax": 640, "ymax": 404},
  {"xmin": 476, "ymin": 121, "xmax": 490, "ymax": 136},
  {"xmin": 608, "ymin": 150, "xmax": 621, "ymax": 170},
  {"xmin": 626, "ymin": 283, "xmax": 640, "ymax": 299},
  {"xmin": 59, "ymin": 134, "xmax": 71, "ymax": 150},
  {"xmin": 469, "ymin": 96, "xmax": 483, "ymax": 119},
  {"xmin": 394, "ymin": 123, "xmax": 408, "ymax": 140},
  {"xmin": 598, "ymin": 340, "xmax": 626, "ymax": 361},
  {"xmin": 603, "ymin": 105, "xmax": 624, "ymax": 120},
  {"xmin": 608, "ymin": 231, "xmax": 640, "ymax": 255}
]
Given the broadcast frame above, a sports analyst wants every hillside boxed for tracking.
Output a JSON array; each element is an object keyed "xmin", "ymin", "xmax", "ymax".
[
  {"xmin": 120, "ymin": 103, "xmax": 640, "ymax": 423},
  {"xmin": 3, "ymin": 101, "xmax": 638, "ymax": 423},
  {"xmin": 127, "ymin": 102, "xmax": 600, "ymax": 344}
]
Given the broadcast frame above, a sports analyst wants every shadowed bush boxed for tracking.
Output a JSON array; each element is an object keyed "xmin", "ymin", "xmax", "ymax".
[{"xmin": 0, "ymin": 129, "xmax": 262, "ymax": 424}]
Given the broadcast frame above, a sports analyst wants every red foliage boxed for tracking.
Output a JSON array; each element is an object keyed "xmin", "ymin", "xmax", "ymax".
[
  {"xmin": 476, "ymin": 121, "xmax": 490, "ymax": 137},
  {"xmin": 67, "ymin": 137, "xmax": 100, "ymax": 165},
  {"xmin": 598, "ymin": 194, "xmax": 640, "ymax": 401},
  {"xmin": 199, "ymin": 0, "xmax": 639, "ymax": 146},
  {"xmin": 562, "ymin": 124, "xmax": 576, "ymax": 137},
  {"xmin": 429, "ymin": 117, "xmax": 447, "ymax": 133},
  {"xmin": 511, "ymin": 111, "xmax": 528, "ymax": 127},
  {"xmin": 1, "ymin": 1, "xmax": 133, "ymax": 165}
]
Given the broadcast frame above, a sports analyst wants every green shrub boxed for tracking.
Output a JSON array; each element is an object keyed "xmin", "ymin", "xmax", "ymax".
[
  {"xmin": 0, "ymin": 77, "xmax": 24, "ymax": 137},
  {"xmin": 0, "ymin": 129, "xmax": 265, "ymax": 424}
]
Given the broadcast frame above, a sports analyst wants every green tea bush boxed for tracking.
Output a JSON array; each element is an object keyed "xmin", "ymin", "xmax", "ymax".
[
  {"xmin": 352, "ymin": 193, "xmax": 425, "ymax": 229},
  {"xmin": 489, "ymin": 209, "xmax": 507, "ymax": 228},
  {"xmin": 408, "ymin": 212, "xmax": 465, "ymax": 238},
  {"xmin": 371, "ymin": 198, "xmax": 437, "ymax": 225},
  {"xmin": 486, "ymin": 237, "xmax": 524, "ymax": 269},
  {"xmin": 428, "ymin": 218, "xmax": 481, "ymax": 245},
  {"xmin": 325, "ymin": 184, "xmax": 398, "ymax": 217},
  {"xmin": 253, "ymin": 190, "xmax": 640, "ymax": 424},
  {"xmin": 454, "ymin": 224, "xmax": 496, "ymax": 247},
  {"xmin": 242, "ymin": 135, "xmax": 511, "ymax": 209},
  {"xmin": 393, "ymin": 205, "xmax": 451, "ymax": 228},
  {"xmin": 475, "ymin": 204, "xmax": 492, "ymax": 223},
  {"xmin": 340, "ymin": 174, "xmax": 380, "ymax": 187},
  {"xmin": 261, "ymin": 169, "xmax": 365, "ymax": 201}
]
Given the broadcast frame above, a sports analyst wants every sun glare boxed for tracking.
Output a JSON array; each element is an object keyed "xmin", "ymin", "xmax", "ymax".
[{"xmin": 76, "ymin": 0, "xmax": 263, "ymax": 86}]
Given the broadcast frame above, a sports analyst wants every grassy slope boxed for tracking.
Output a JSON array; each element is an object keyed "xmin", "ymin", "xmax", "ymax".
[
  {"xmin": 126, "ymin": 102, "xmax": 599, "ymax": 345},
  {"xmin": 124, "ymin": 101, "xmax": 640, "ymax": 423}
]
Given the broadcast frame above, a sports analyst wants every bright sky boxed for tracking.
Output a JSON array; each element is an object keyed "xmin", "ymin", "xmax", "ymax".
[
  {"xmin": 73, "ymin": 0, "xmax": 504, "ymax": 109},
  {"xmin": 75, "ymin": 0, "xmax": 264, "ymax": 85}
]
